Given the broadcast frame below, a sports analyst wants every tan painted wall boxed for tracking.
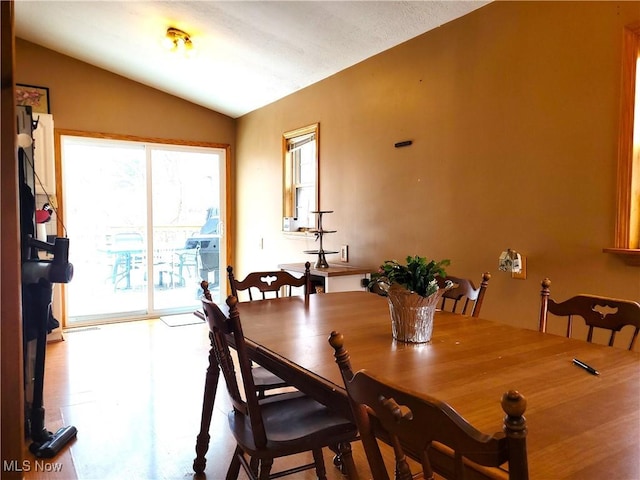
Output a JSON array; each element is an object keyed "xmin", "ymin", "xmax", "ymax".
[
  {"xmin": 15, "ymin": 39, "xmax": 235, "ymax": 144},
  {"xmin": 235, "ymin": 1, "xmax": 640, "ymax": 342}
]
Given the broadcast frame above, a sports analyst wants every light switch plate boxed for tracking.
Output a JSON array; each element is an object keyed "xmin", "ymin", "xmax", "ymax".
[{"xmin": 340, "ymin": 245, "xmax": 349, "ymax": 262}]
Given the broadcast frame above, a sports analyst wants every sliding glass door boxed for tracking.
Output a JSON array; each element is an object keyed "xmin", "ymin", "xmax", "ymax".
[
  {"xmin": 149, "ymin": 147, "xmax": 223, "ymax": 311},
  {"xmin": 61, "ymin": 135, "xmax": 225, "ymax": 325}
]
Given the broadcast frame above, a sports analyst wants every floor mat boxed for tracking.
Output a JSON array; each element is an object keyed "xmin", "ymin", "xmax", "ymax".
[{"xmin": 160, "ymin": 312, "xmax": 204, "ymax": 327}]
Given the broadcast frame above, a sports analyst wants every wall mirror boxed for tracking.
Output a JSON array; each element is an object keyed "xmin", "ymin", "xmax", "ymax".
[{"xmin": 282, "ymin": 123, "xmax": 318, "ymax": 231}]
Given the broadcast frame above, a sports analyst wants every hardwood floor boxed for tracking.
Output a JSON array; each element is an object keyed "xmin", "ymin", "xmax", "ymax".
[{"xmin": 21, "ymin": 318, "xmax": 382, "ymax": 480}]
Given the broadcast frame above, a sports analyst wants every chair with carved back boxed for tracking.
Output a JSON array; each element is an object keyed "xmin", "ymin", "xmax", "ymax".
[
  {"xmin": 329, "ymin": 331, "xmax": 529, "ymax": 480},
  {"xmin": 539, "ymin": 278, "xmax": 640, "ymax": 351},
  {"xmin": 436, "ymin": 272, "xmax": 491, "ymax": 317},
  {"xmin": 200, "ymin": 295, "xmax": 359, "ymax": 480},
  {"xmin": 227, "ymin": 261, "xmax": 311, "ymax": 301},
  {"xmin": 227, "ymin": 262, "xmax": 312, "ymax": 398}
]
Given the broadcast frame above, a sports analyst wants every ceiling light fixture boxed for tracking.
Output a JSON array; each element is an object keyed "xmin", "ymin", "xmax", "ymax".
[{"xmin": 163, "ymin": 27, "xmax": 194, "ymax": 55}]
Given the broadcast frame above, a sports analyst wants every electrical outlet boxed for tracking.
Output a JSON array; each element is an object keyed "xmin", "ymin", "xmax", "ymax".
[{"xmin": 340, "ymin": 245, "xmax": 349, "ymax": 262}]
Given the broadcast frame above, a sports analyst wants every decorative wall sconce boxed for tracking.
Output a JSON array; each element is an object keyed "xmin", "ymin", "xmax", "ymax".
[
  {"xmin": 163, "ymin": 27, "xmax": 195, "ymax": 56},
  {"xmin": 498, "ymin": 248, "xmax": 527, "ymax": 279}
]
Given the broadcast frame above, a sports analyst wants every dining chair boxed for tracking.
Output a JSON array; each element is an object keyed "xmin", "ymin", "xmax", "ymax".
[
  {"xmin": 227, "ymin": 261, "xmax": 311, "ymax": 301},
  {"xmin": 329, "ymin": 331, "xmax": 529, "ymax": 480},
  {"xmin": 436, "ymin": 272, "xmax": 491, "ymax": 317},
  {"xmin": 539, "ymin": 278, "xmax": 640, "ymax": 350},
  {"xmin": 109, "ymin": 232, "xmax": 145, "ymax": 290},
  {"xmin": 200, "ymin": 295, "xmax": 359, "ymax": 480},
  {"xmin": 194, "ymin": 280, "xmax": 278, "ymax": 474},
  {"xmin": 227, "ymin": 262, "xmax": 312, "ymax": 398}
]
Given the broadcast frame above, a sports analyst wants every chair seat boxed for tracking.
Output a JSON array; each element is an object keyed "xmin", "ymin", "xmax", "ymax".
[
  {"xmin": 252, "ymin": 366, "xmax": 288, "ymax": 390},
  {"xmin": 228, "ymin": 392, "xmax": 357, "ymax": 458}
]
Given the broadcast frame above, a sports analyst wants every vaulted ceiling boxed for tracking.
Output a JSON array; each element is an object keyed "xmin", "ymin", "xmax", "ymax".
[{"xmin": 14, "ymin": 1, "xmax": 489, "ymax": 118}]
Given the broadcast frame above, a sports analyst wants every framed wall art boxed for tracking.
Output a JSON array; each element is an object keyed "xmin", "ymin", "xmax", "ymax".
[{"xmin": 15, "ymin": 84, "xmax": 50, "ymax": 114}]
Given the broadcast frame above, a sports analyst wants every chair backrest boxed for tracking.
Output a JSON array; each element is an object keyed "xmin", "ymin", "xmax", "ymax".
[
  {"xmin": 539, "ymin": 278, "xmax": 640, "ymax": 351},
  {"xmin": 329, "ymin": 331, "xmax": 528, "ymax": 480},
  {"xmin": 200, "ymin": 292, "xmax": 269, "ymax": 448},
  {"xmin": 227, "ymin": 261, "xmax": 311, "ymax": 301},
  {"xmin": 436, "ymin": 272, "xmax": 491, "ymax": 317}
]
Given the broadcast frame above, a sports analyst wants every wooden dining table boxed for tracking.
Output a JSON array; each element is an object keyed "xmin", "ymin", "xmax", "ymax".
[{"xmin": 198, "ymin": 291, "xmax": 640, "ymax": 479}]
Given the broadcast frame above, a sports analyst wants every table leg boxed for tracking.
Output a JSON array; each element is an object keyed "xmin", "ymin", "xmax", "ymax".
[{"xmin": 193, "ymin": 336, "xmax": 220, "ymax": 474}]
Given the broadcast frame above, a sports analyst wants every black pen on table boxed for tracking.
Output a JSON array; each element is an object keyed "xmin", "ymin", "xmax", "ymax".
[{"xmin": 572, "ymin": 358, "xmax": 599, "ymax": 376}]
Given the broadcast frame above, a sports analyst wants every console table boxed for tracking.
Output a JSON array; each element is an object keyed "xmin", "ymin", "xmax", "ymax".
[{"xmin": 278, "ymin": 263, "xmax": 372, "ymax": 293}]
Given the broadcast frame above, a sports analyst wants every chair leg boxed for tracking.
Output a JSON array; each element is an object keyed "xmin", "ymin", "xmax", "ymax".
[
  {"xmin": 258, "ymin": 458, "xmax": 274, "ymax": 480},
  {"xmin": 335, "ymin": 442, "xmax": 358, "ymax": 480},
  {"xmin": 250, "ymin": 456, "xmax": 259, "ymax": 476},
  {"xmin": 226, "ymin": 446, "xmax": 243, "ymax": 480},
  {"xmin": 193, "ymin": 344, "xmax": 220, "ymax": 474},
  {"xmin": 312, "ymin": 448, "xmax": 328, "ymax": 480}
]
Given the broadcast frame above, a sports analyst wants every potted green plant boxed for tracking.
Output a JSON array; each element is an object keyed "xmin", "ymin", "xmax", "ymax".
[
  {"xmin": 370, "ymin": 255, "xmax": 452, "ymax": 343},
  {"xmin": 369, "ymin": 255, "xmax": 450, "ymax": 297}
]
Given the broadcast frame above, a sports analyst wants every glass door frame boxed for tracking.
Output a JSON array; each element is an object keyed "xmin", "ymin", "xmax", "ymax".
[{"xmin": 54, "ymin": 129, "xmax": 231, "ymax": 327}]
